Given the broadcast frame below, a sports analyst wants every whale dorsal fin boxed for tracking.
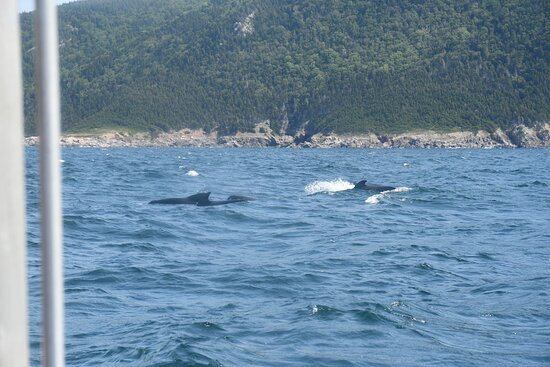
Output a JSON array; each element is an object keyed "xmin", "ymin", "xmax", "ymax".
[{"xmin": 355, "ymin": 180, "xmax": 367, "ymax": 188}]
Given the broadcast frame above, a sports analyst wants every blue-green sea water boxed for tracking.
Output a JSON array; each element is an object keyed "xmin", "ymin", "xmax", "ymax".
[{"xmin": 25, "ymin": 148, "xmax": 550, "ymax": 366}]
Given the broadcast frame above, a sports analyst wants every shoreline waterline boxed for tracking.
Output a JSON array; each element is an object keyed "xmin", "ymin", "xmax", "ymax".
[{"xmin": 24, "ymin": 123, "xmax": 550, "ymax": 148}]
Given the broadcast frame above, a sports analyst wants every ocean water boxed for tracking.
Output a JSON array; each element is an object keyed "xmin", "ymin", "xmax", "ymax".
[{"xmin": 25, "ymin": 148, "xmax": 550, "ymax": 366}]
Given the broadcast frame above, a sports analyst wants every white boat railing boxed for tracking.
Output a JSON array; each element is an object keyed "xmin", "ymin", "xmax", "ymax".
[
  {"xmin": 1, "ymin": 1, "xmax": 65, "ymax": 366},
  {"xmin": 35, "ymin": 0, "xmax": 65, "ymax": 366}
]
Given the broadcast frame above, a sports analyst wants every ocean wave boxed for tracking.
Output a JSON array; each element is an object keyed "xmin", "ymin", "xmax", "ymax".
[
  {"xmin": 305, "ymin": 178, "xmax": 355, "ymax": 195},
  {"xmin": 310, "ymin": 304, "xmax": 344, "ymax": 318},
  {"xmin": 186, "ymin": 170, "xmax": 199, "ymax": 176},
  {"xmin": 24, "ymin": 148, "xmax": 550, "ymax": 367}
]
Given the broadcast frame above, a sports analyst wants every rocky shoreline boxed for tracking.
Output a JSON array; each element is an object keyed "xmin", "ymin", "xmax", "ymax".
[{"xmin": 24, "ymin": 122, "xmax": 550, "ymax": 148}]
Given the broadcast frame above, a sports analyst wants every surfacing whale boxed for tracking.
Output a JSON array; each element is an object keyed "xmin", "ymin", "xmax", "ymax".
[
  {"xmin": 354, "ymin": 180, "xmax": 396, "ymax": 192},
  {"xmin": 149, "ymin": 192, "xmax": 254, "ymax": 206}
]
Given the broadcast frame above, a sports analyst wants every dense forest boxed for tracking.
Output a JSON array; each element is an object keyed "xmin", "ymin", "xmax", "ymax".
[{"xmin": 20, "ymin": 0, "xmax": 549, "ymax": 135}]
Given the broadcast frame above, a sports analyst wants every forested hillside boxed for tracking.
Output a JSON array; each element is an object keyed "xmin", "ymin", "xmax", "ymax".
[{"xmin": 20, "ymin": 0, "xmax": 549, "ymax": 135}]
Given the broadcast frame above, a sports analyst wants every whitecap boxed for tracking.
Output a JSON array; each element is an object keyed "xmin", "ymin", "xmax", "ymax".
[
  {"xmin": 305, "ymin": 179, "xmax": 355, "ymax": 195},
  {"xmin": 390, "ymin": 187, "xmax": 413, "ymax": 193},
  {"xmin": 365, "ymin": 187, "xmax": 412, "ymax": 205},
  {"xmin": 186, "ymin": 170, "xmax": 199, "ymax": 177},
  {"xmin": 365, "ymin": 194, "xmax": 383, "ymax": 204}
]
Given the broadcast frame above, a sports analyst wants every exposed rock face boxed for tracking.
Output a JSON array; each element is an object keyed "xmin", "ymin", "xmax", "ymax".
[
  {"xmin": 386, "ymin": 129, "xmax": 515, "ymax": 148},
  {"xmin": 307, "ymin": 133, "xmax": 382, "ymax": 148},
  {"xmin": 25, "ymin": 129, "xmax": 219, "ymax": 148},
  {"xmin": 536, "ymin": 125, "xmax": 550, "ymax": 146},
  {"xmin": 24, "ymin": 123, "xmax": 550, "ymax": 148},
  {"xmin": 507, "ymin": 124, "xmax": 550, "ymax": 147},
  {"xmin": 216, "ymin": 121, "xmax": 293, "ymax": 147},
  {"xmin": 154, "ymin": 129, "xmax": 218, "ymax": 147},
  {"xmin": 217, "ymin": 134, "xmax": 275, "ymax": 148},
  {"xmin": 234, "ymin": 11, "xmax": 256, "ymax": 36}
]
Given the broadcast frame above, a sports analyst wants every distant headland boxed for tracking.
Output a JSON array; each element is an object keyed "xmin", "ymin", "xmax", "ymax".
[{"xmin": 20, "ymin": 0, "xmax": 548, "ymax": 138}]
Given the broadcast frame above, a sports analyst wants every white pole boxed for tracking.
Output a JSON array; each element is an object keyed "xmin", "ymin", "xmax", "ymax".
[
  {"xmin": 35, "ymin": 0, "xmax": 65, "ymax": 366},
  {"xmin": 0, "ymin": 1, "xmax": 29, "ymax": 366}
]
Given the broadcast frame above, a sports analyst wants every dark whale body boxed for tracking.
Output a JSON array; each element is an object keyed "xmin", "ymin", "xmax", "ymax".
[
  {"xmin": 354, "ymin": 180, "xmax": 396, "ymax": 192},
  {"xmin": 149, "ymin": 192, "xmax": 254, "ymax": 206}
]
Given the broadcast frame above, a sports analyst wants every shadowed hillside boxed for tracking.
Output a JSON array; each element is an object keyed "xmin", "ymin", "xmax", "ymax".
[{"xmin": 21, "ymin": 0, "xmax": 549, "ymax": 135}]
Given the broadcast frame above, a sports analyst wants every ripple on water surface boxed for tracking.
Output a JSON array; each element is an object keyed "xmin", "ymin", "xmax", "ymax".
[{"xmin": 25, "ymin": 147, "xmax": 550, "ymax": 367}]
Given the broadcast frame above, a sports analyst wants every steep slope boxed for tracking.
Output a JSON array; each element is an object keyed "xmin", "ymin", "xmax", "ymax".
[{"xmin": 21, "ymin": 0, "xmax": 549, "ymax": 135}]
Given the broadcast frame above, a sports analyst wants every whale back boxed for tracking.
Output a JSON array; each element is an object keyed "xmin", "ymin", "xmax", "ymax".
[
  {"xmin": 354, "ymin": 180, "xmax": 395, "ymax": 192},
  {"xmin": 187, "ymin": 192, "xmax": 211, "ymax": 205},
  {"xmin": 227, "ymin": 195, "xmax": 255, "ymax": 202},
  {"xmin": 149, "ymin": 192, "xmax": 254, "ymax": 205},
  {"xmin": 187, "ymin": 192, "xmax": 210, "ymax": 201},
  {"xmin": 149, "ymin": 197, "xmax": 188, "ymax": 204},
  {"xmin": 149, "ymin": 192, "xmax": 211, "ymax": 204}
]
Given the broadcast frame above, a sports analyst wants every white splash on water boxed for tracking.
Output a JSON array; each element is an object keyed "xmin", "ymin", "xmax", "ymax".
[
  {"xmin": 365, "ymin": 194, "xmax": 383, "ymax": 204},
  {"xmin": 186, "ymin": 170, "xmax": 199, "ymax": 177},
  {"xmin": 305, "ymin": 179, "xmax": 355, "ymax": 195},
  {"xmin": 391, "ymin": 187, "xmax": 413, "ymax": 193},
  {"xmin": 365, "ymin": 187, "xmax": 412, "ymax": 205}
]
